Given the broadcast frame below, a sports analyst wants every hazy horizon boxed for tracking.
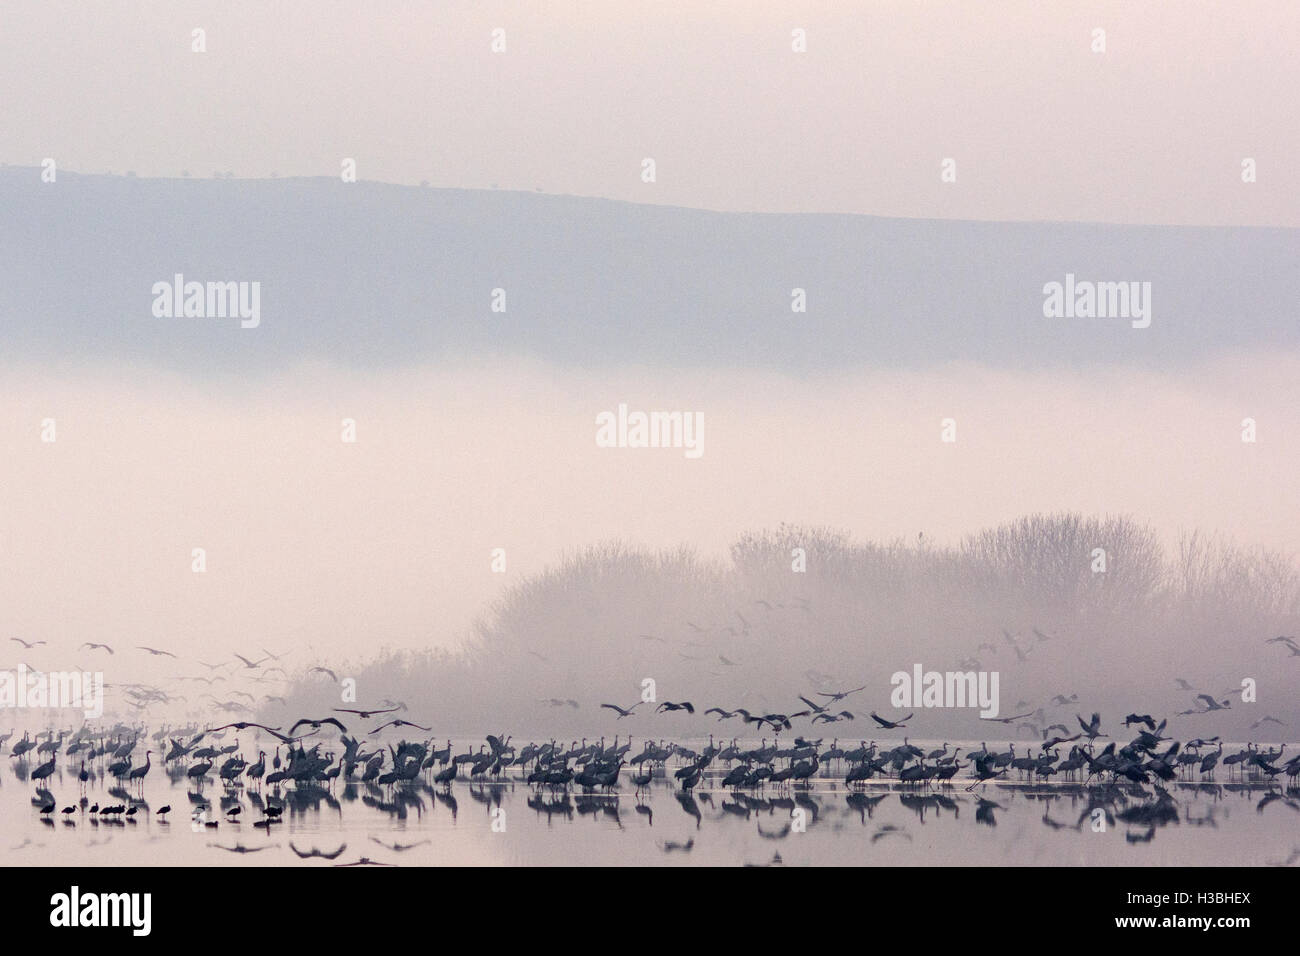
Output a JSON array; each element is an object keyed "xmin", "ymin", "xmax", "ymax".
[
  {"xmin": 3, "ymin": 1, "xmax": 1298, "ymax": 226},
  {"xmin": 4, "ymin": 353, "xmax": 1297, "ymax": 671}
]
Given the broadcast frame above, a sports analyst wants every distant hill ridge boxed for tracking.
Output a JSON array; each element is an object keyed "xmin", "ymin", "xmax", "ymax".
[{"xmin": 3, "ymin": 168, "xmax": 1297, "ymax": 373}]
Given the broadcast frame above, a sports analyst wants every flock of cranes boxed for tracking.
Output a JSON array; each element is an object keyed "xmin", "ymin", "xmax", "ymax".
[
  {"xmin": 6, "ymin": 697, "xmax": 1299, "ymax": 862},
  {"xmin": 10, "ymin": 700, "xmax": 1298, "ymax": 813},
  {"xmin": 5, "ymin": 633, "xmax": 1299, "ymax": 862}
]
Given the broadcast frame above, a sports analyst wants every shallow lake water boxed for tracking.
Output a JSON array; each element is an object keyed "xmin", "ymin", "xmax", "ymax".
[{"xmin": 7, "ymin": 737, "xmax": 1298, "ymax": 867}]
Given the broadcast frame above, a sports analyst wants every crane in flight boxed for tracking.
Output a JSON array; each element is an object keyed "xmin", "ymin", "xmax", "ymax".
[
  {"xmin": 755, "ymin": 711, "xmax": 810, "ymax": 731},
  {"xmin": 870, "ymin": 711, "xmax": 913, "ymax": 730},
  {"xmin": 1076, "ymin": 712, "xmax": 1106, "ymax": 740},
  {"xmin": 600, "ymin": 702, "xmax": 642, "ymax": 719},
  {"xmin": 1180, "ymin": 695, "xmax": 1231, "ymax": 715},
  {"xmin": 287, "ymin": 716, "xmax": 348, "ymax": 734},
  {"xmin": 1265, "ymin": 635, "xmax": 1299, "ymax": 654},
  {"xmin": 656, "ymin": 701, "xmax": 694, "ymax": 714},
  {"xmin": 370, "ymin": 718, "xmax": 432, "ymax": 733},
  {"xmin": 207, "ymin": 722, "xmax": 301, "ymax": 744},
  {"xmin": 817, "ymin": 685, "xmax": 866, "ymax": 703},
  {"xmin": 1251, "ymin": 715, "xmax": 1288, "ymax": 730}
]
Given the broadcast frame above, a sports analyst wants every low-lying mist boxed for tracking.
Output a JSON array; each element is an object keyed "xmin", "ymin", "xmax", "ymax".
[
  {"xmin": 1, "ymin": 354, "xmax": 1295, "ymax": 741},
  {"xmin": 270, "ymin": 514, "xmax": 1300, "ymax": 742}
]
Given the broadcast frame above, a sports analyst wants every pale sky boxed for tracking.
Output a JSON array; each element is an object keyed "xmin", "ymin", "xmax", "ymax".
[{"xmin": 2, "ymin": 0, "xmax": 1296, "ymax": 224}]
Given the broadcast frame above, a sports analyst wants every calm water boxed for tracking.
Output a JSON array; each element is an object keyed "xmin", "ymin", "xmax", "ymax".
[{"xmin": 7, "ymin": 737, "xmax": 1298, "ymax": 866}]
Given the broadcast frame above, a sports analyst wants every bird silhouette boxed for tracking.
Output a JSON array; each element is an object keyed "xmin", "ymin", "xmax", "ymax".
[
  {"xmin": 870, "ymin": 712, "xmax": 913, "ymax": 729},
  {"xmin": 369, "ymin": 719, "xmax": 432, "ymax": 733},
  {"xmin": 817, "ymin": 685, "xmax": 866, "ymax": 702},
  {"xmin": 656, "ymin": 701, "xmax": 694, "ymax": 714},
  {"xmin": 289, "ymin": 842, "xmax": 347, "ymax": 860},
  {"xmin": 287, "ymin": 717, "xmax": 348, "ymax": 734},
  {"xmin": 600, "ymin": 702, "xmax": 641, "ymax": 719},
  {"xmin": 208, "ymin": 722, "xmax": 299, "ymax": 743},
  {"xmin": 369, "ymin": 836, "xmax": 431, "ymax": 852}
]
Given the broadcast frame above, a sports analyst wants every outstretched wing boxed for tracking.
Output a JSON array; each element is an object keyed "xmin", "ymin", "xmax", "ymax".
[{"xmin": 253, "ymin": 723, "xmax": 294, "ymax": 743}]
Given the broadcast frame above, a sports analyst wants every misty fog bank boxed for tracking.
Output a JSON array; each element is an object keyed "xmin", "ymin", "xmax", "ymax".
[
  {"xmin": 267, "ymin": 514, "xmax": 1300, "ymax": 740},
  {"xmin": 2, "ymin": 354, "xmax": 1296, "ymax": 685}
]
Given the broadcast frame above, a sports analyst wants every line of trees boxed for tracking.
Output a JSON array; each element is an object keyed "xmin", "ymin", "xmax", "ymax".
[{"xmin": 266, "ymin": 514, "xmax": 1299, "ymax": 736}]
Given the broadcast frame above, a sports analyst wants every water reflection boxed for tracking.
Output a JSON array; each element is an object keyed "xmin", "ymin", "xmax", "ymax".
[{"xmin": 9, "ymin": 745, "xmax": 1300, "ymax": 867}]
